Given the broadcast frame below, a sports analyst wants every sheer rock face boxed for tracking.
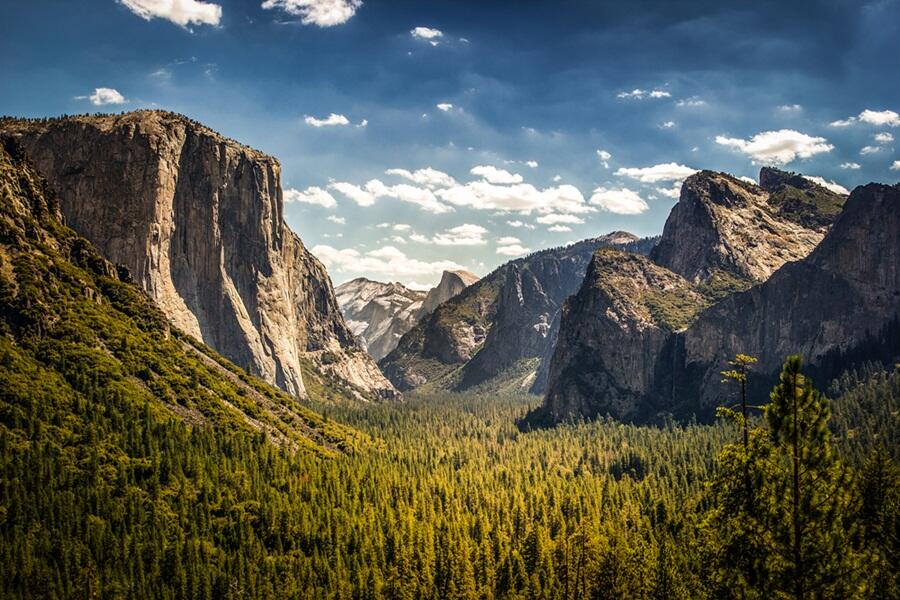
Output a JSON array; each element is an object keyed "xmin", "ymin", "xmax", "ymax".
[
  {"xmin": 532, "ymin": 180, "xmax": 898, "ymax": 425},
  {"xmin": 379, "ymin": 232, "xmax": 656, "ymax": 392},
  {"xmin": 650, "ymin": 170, "xmax": 844, "ymax": 284},
  {"xmin": 0, "ymin": 111, "xmax": 397, "ymax": 400},
  {"xmin": 416, "ymin": 270, "xmax": 479, "ymax": 320},
  {"xmin": 538, "ymin": 250, "xmax": 705, "ymax": 422},
  {"xmin": 335, "ymin": 278, "xmax": 427, "ymax": 361}
]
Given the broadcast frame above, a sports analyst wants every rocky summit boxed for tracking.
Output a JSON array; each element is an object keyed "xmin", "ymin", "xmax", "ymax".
[
  {"xmin": 0, "ymin": 111, "xmax": 397, "ymax": 401},
  {"xmin": 530, "ymin": 172, "xmax": 897, "ymax": 425},
  {"xmin": 379, "ymin": 232, "xmax": 658, "ymax": 392}
]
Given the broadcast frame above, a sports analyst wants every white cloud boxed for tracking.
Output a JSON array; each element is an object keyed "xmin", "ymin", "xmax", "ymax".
[
  {"xmin": 548, "ymin": 225, "xmax": 572, "ymax": 232},
  {"xmin": 840, "ymin": 162, "xmax": 861, "ymax": 170},
  {"xmin": 389, "ymin": 236, "xmax": 407, "ymax": 244},
  {"xmin": 304, "ymin": 113, "xmax": 351, "ymax": 127},
  {"xmin": 655, "ymin": 184, "xmax": 682, "ymax": 199},
  {"xmin": 676, "ymin": 97, "xmax": 706, "ymax": 107},
  {"xmin": 385, "ymin": 167, "xmax": 455, "ymax": 188},
  {"xmin": 874, "ymin": 132, "xmax": 894, "ymax": 143},
  {"xmin": 261, "ymin": 0, "xmax": 361, "ymax": 27},
  {"xmin": 437, "ymin": 181, "xmax": 592, "ymax": 215},
  {"xmin": 119, "ymin": 0, "xmax": 221, "ymax": 27},
  {"xmin": 615, "ymin": 162, "xmax": 697, "ymax": 183},
  {"xmin": 362, "ymin": 180, "xmax": 452, "ymax": 214},
  {"xmin": 506, "ymin": 220, "xmax": 535, "ymax": 229},
  {"xmin": 411, "ymin": 26, "xmax": 443, "ymax": 40},
  {"xmin": 536, "ymin": 213, "xmax": 584, "ymax": 225},
  {"xmin": 661, "ymin": 121, "xmax": 676, "ymax": 128},
  {"xmin": 778, "ymin": 104, "xmax": 803, "ymax": 112},
  {"xmin": 496, "ymin": 243, "xmax": 531, "ymax": 256},
  {"xmin": 715, "ymin": 129, "xmax": 833, "ymax": 164},
  {"xmin": 596, "ymin": 149, "xmax": 612, "ymax": 168},
  {"xmin": 436, "ymin": 103, "xmax": 454, "ymax": 112},
  {"xmin": 617, "ymin": 89, "xmax": 670, "ymax": 100},
  {"xmin": 526, "ymin": 160, "xmax": 539, "ymax": 168},
  {"xmin": 891, "ymin": 160, "xmax": 900, "ymax": 171},
  {"xmin": 830, "ymin": 109, "xmax": 900, "ymax": 128},
  {"xmin": 860, "ymin": 145, "xmax": 881, "ymax": 155},
  {"xmin": 77, "ymin": 88, "xmax": 127, "ymax": 106},
  {"xmin": 329, "ymin": 181, "xmax": 375, "ymax": 206},
  {"xmin": 470, "ymin": 165, "xmax": 523, "ymax": 185},
  {"xmin": 283, "ymin": 186, "xmax": 337, "ymax": 208},
  {"xmin": 496, "ymin": 236, "xmax": 521, "ymax": 245},
  {"xmin": 327, "ymin": 215, "xmax": 346, "ymax": 224},
  {"xmin": 738, "ymin": 176, "xmax": 757, "ymax": 185},
  {"xmin": 552, "ymin": 175, "xmax": 562, "ymax": 182},
  {"xmin": 392, "ymin": 223, "xmax": 411, "ymax": 231},
  {"xmin": 314, "ymin": 244, "xmax": 465, "ymax": 281},
  {"xmin": 589, "ymin": 187, "xmax": 649, "ymax": 215},
  {"xmin": 803, "ymin": 176, "xmax": 849, "ymax": 195},
  {"xmin": 412, "ymin": 224, "xmax": 488, "ymax": 246}
]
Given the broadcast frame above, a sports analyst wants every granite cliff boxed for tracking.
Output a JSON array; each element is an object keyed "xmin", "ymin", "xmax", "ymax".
[
  {"xmin": 531, "ymin": 171, "xmax": 899, "ymax": 425},
  {"xmin": 0, "ymin": 111, "xmax": 397, "ymax": 401},
  {"xmin": 379, "ymin": 232, "xmax": 657, "ymax": 392},
  {"xmin": 416, "ymin": 269, "xmax": 480, "ymax": 320}
]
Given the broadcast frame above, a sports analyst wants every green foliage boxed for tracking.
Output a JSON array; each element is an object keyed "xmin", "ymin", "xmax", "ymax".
[
  {"xmin": 697, "ymin": 269, "xmax": 754, "ymax": 301},
  {"xmin": 644, "ymin": 287, "xmax": 708, "ymax": 331}
]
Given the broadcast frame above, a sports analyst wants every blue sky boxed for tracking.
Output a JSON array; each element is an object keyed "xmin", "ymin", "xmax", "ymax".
[{"xmin": 2, "ymin": 0, "xmax": 898, "ymax": 288}]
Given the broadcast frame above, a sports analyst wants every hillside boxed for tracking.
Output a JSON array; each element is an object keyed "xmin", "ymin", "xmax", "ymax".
[
  {"xmin": 0, "ymin": 111, "xmax": 397, "ymax": 401},
  {"xmin": 379, "ymin": 232, "xmax": 657, "ymax": 392}
]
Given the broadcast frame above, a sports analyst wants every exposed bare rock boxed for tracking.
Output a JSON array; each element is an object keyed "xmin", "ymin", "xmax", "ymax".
[
  {"xmin": 650, "ymin": 169, "xmax": 845, "ymax": 285},
  {"xmin": 379, "ymin": 232, "xmax": 657, "ymax": 392},
  {"xmin": 335, "ymin": 278, "xmax": 426, "ymax": 361},
  {"xmin": 0, "ymin": 111, "xmax": 397, "ymax": 401},
  {"xmin": 416, "ymin": 269, "xmax": 479, "ymax": 319}
]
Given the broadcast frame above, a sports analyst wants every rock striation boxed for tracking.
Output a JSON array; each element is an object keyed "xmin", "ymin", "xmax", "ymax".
[
  {"xmin": 416, "ymin": 270, "xmax": 480, "ymax": 320},
  {"xmin": 379, "ymin": 232, "xmax": 657, "ymax": 392},
  {"xmin": 531, "ymin": 171, "xmax": 898, "ymax": 426},
  {"xmin": 335, "ymin": 278, "xmax": 427, "ymax": 361},
  {"xmin": 0, "ymin": 111, "xmax": 397, "ymax": 400}
]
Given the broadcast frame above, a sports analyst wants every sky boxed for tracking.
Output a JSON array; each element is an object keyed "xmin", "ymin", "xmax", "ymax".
[{"xmin": 1, "ymin": 0, "xmax": 899, "ymax": 289}]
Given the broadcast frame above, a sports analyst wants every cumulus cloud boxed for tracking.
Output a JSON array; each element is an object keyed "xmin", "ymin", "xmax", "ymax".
[
  {"xmin": 615, "ymin": 162, "xmax": 697, "ymax": 183},
  {"xmin": 661, "ymin": 121, "xmax": 676, "ymax": 128},
  {"xmin": 410, "ymin": 224, "xmax": 488, "ymax": 246},
  {"xmin": 536, "ymin": 213, "xmax": 584, "ymax": 225},
  {"xmin": 304, "ymin": 113, "xmax": 351, "ymax": 127},
  {"xmin": 840, "ymin": 162, "xmax": 861, "ymax": 170},
  {"xmin": 436, "ymin": 103, "xmax": 454, "ymax": 112},
  {"xmin": 437, "ymin": 181, "xmax": 592, "ymax": 215},
  {"xmin": 411, "ymin": 26, "xmax": 443, "ymax": 40},
  {"xmin": 506, "ymin": 220, "xmax": 535, "ymax": 229},
  {"xmin": 874, "ymin": 132, "xmax": 894, "ymax": 143},
  {"xmin": 589, "ymin": 187, "xmax": 649, "ymax": 215},
  {"xmin": 891, "ymin": 160, "xmax": 900, "ymax": 171},
  {"xmin": 596, "ymin": 149, "xmax": 612, "ymax": 169},
  {"xmin": 470, "ymin": 165, "xmax": 523, "ymax": 185},
  {"xmin": 803, "ymin": 176, "xmax": 849, "ymax": 195},
  {"xmin": 78, "ymin": 87, "xmax": 127, "ymax": 106},
  {"xmin": 496, "ymin": 237, "xmax": 531, "ymax": 256},
  {"xmin": 261, "ymin": 0, "xmax": 361, "ymax": 27},
  {"xmin": 655, "ymin": 184, "xmax": 682, "ymax": 199},
  {"xmin": 778, "ymin": 104, "xmax": 803, "ymax": 112},
  {"xmin": 715, "ymin": 129, "xmax": 833, "ymax": 164},
  {"xmin": 496, "ymin": 236, "xmax": 521, "ymax": 245},
  {"xmin": 313, "ymin": 244, "xmax": 465, "ymax": 281},
  {"xmin": 283, "ymin": 186, "xmax": 337, "ymax": 208},
  {"xmin": 860, "ymin": 145, "xmax": 881, "ymax": 155},
  {"xmin": 526, "ymin": 160, "xmax": 539, "ymax": 168},
  {"xmin": 548, "ymin": 225, "xmax": 572, "ymax": 232},
  {"xmin": 830, "ymin": 109, "xmax": 900, "ymax": 128},
  {"xmin": 617, "ymin": 89, "xmax": 670, "ymax": 99},
  {"xmin": 327, "ymin": 215, "xmax": 346, "ymax": 224},
  {"xmin": 329, "ymin": 181, "xmax": 376, "ymax": 206},
  {"xmin": 386, "ymin": 167, "xmax": 455, "ymax": 189},
  {"xmin": 333, "ymin": 179, "xmax": 451, "ymax": 213},
  {"xmin": 119, "ymin": 0, "xmax": 221, "ymax": 27}
]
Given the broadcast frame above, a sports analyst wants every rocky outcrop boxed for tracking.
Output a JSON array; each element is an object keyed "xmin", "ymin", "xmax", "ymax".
[
  {"xmin": 0, "ymin": 111, "xmax": 397, "ymax": 401},
  {"xmin": 532, "ymin": 250, "xmax": 707, "ymax": 423},
  {"xmin": 530, "ymin": 179, "xmax": 898, "ymax": 425},
  {"xmin": 416, "ymin": 270, "xmax": 479, "ymax": 319},
  {"xmin": 379, "ymin": 232, "xmax": 656, "ymax": 392},
  {"xmin": 335, "ymin": 278, "xmax": 426, "ymax": 361},
  {"xmin": 650, "ymin": 170, "xmax": 845, "ymax": 285}
]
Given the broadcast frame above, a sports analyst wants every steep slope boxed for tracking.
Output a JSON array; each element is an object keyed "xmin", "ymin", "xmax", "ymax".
[
  {"xmin": 379, "ymin": 232, "xmax": 656, "ymax": 392},
  {"xmin": 650, "ymin": 169, "xmax": 845, "ymax": 288},
  {"xmin": 0, "ymin": 138, "xmax": 364, "ymax": 453},
  {"xmin": 335, "ymin": 278, "xmax": 426, "ymax": 361},
  {"xmin": 0, "ymin": 111, "xmax": 396, "ymax": 401},
  {"xmin": 531, "ymin": 180, "xmax": 898, "ymax": 425},
  {"xmin": 416, "ymin": 269, "xmax": 480, "ymax": 319}
]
